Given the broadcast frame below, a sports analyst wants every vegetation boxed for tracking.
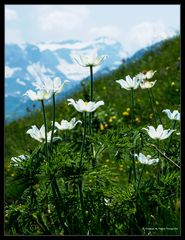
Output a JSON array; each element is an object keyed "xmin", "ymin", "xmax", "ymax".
[{"xmin": 5, "ymin": 36, "xmax": 180, "ymax": 235}]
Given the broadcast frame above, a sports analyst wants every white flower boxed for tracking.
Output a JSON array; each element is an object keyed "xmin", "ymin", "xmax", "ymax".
[
  {"xmin": 136, "ymin": 70, "xmax": 157, "ymax": 80},
  {"xmin": 116, "ymin": 75, "xmax": 141, "ymax": 90},
  {"xmin": 140, "ymin": 80, "xmax": 157, "ymax": 89},
  {"xmin": 26, "ymin": 125, "xmax": 56, "ymax": 142},
  {"xmin": 67, "ymin": 99, "xmax": 104, "ymax": 112},
  {"xmin": 145, "ymin": 70, "xmax": 157, "ymax": 79},
  {"xmin": 24, "ymin": 89, "xmax": 52, "ymax": 101},
  {"xmin": 54, "ymin": 118, "xmax": 82, "ymax": 130},
  {"xmin": 135, "ymin": 153, "xmax": 159, "ymax": 165},
  {"xmin": 73, "ymin": 53, "xmax": 108, "ymax": 67},
  {"xmin": 33, "ymin": 77, "xmax": 69, "ymax": 96},
  {"xmin": 162, "ymin": 109, "xmax": 180, "ymax": 121},
  {"xmin": 142, "ymin": 124, "xmax": 176, "ymax": 140},
  {"xmin": 11, "ymin": 155, "xmax": 29, "ymax": 166}
]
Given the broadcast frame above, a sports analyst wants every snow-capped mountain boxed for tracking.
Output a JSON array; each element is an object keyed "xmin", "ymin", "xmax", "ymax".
[{"xmin": 5, "ymin": 37, "xmax": 126, "ymax": 122}]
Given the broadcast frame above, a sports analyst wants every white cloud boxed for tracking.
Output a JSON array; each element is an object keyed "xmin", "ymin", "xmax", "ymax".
[
  {"xmin": 5, "ymin": 66, "xmax": 20, "ymax": 78},
  {"xmin": 88, "ymin": 25, "xmax": 121, "ymax": 39},
  {"xmin": 16, "ymin": 78, "xmax": 26, "ymax": 86},
  {"xmin": 38, "ymin": 6, "xmax": 89, "ymax": 32},
  {"xmin": 5, "ymin": 7, "xmax": 18, "ymax": 21},
  {"xmin": 5, "ymin": 28, "xmax": 23, "ymax": 44},
  {"xmin": 124, "ymin": 21, "xmax": 176, "ymax": 55}
]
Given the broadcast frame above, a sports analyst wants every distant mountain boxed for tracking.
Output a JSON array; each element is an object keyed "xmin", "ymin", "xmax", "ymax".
[
  {"xmin": 123, "ymin": 40, "xmax": 164, "ymax": 65},
  {"xmin": 5, "ymin": 37, "xmax": 126, "ymax": 122}
]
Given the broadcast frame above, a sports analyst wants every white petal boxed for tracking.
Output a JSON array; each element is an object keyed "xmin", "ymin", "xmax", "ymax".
[
  {"xmin": 54, "ymin": 121, "xmax": 62, "ymax": 130},
  {"xmin": 156, "ymin": 125, "xmax": 164, "ymax": 138}
]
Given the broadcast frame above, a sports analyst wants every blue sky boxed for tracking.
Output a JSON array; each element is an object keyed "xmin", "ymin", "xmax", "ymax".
[{"xmin": 5, "ymin": 4, "xmax": 180, "ymax": 55}]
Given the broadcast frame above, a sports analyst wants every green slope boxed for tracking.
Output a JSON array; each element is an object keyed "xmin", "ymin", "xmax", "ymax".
[
  {"xmin": 5, "ymin": 35, "xmax": 180, "ymax": 164},
  {"xmin": 4, "ymin": 35, "xmax": 180, "ymax": 235}
]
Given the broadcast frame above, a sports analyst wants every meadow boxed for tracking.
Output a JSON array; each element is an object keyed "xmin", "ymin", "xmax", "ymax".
[{"xmin": 5, "ymin": 36, "xmax": 180, "ymax": 235}]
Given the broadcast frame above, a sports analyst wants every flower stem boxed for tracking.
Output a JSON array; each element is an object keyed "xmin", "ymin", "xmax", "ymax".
[
  {"xmin": 51, "ymin": 94, "xmax": 56, "ymax": 146},
  {"xmin": 150, "ymin": 88, "xmax": 163, "ymax": 125},
  {"xmin": 147, "ymin": 89, "xmax": 157, "ymax": 127},
  {"xmin": 41, "ymin": 100, "xmax": 48, "ymax": 157},
  {"xmin": 130, "ymin": 89, "xmax": 137, "ymax": 183},
  {"xmin": 89, "ymin": 66, "xmax": 94, "ymax": 135},
  {"xmin": 167, "ymin": 120, "xmax": 176, "ymax": 153},
  {"xmin": 80, "ymin": 112, "xmax": 87, "ymax": 167},
  {"xmin": 150, "ymin": 144, "xmax": 180, "ymax": 169},
  {"xmin": 90, "ymin": 65, "xmax": 94, "ymax": 101},
  {"xmin": 130, "ymin": 88, "xmax": 134, "ymax": 127},
  {"xmin": 137, "ymin": 164, "xmax": 145, "ymax": 191},
  {"xmin": 157, "ymin": 139, "xmax": 161, "ymax": 181},
  {"xmin": 132, "ymin": 152, "xmax": 137, "ymax": 183},
  {"xmin": 78, "ymin": 179, "xmax": 86, "ymax": 228}
]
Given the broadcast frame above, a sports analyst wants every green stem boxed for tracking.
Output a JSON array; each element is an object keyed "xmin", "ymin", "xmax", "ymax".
[
  {"xmin": 130, "ymin": 88, "xmax": 134, "ymax": 127},
  {"xmin": 41, "ymin": 100, "xmax": 48, "ymax": 158},
  {"xmin": 147, "ymin": 89, "xmax": 157, "ymax": 127},
  {"xmin": 150, "ymin": 144, "xmax": 180, "ymax": 169},
  {"xmin": 90, "ymin": 65, "xmax": 94, "ymax": 101},
  {"xmin": 80, "ymin": 112, "xmax": 87, "ymax": 167},
  {"xmin": 78, "ymin": 179, "xmax": 86, "ymax": 228},
  {"xmin": 89, "ymin": 66, "xmax": 94, "ymax": 135},
  {"xmin": 167, "ymin": 120, "xmax": 176, "ymax": 152},
  {"xmin": 137, "ymin": 164, "xmax": 145, "ymax": 192},
  {"xmin": 157, "ymin": 139, "xmax": 161, "ymax": 181},
  {"xmin": 51, "ymin": 94, "xmax": 56, "ymax": 146},
  {"xmin": 150, "ymin": 88, "xmax": 163, "ymax": 125},
  {"xmin": 132, "ymin": 154, "xmax": 137, "ymax": 183},
  {"xmin": 130, "ymin": 88, "xmax": 136, "ymax": 183},
  {"xmin": 51, "ymin": 180, "xmax": 66, "ymax": 231}
]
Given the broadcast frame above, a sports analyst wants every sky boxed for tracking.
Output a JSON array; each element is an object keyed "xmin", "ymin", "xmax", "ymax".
[{"xmin": 5, "ymin": 4, "xmax": 180, "ymax": 55}]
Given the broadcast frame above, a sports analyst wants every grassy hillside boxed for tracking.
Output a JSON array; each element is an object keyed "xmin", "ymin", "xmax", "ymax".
[
  {"xmin": 5, "ymin": 36, "xmax": 180, "ymax": 235},
  {"xmin": 5, "ymin": 36, "xmax": 180, "ymax": 162}
]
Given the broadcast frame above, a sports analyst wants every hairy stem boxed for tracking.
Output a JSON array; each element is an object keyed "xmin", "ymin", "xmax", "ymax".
[
  {"xmin": 147, "ymin": 89, "xmax": 157, "ymax": 126},
  {"xmin": 80, "ymin": 112, "xmax": 87, "ymax": 167},
  {"xmin": 167, "ymin": 120, "xmax": 176, "ymax": 152},
  {"xmin": 150, "ymin": 144, "xmax": 180, "ymax": 169},
  {"xmin": 41, "ymin": 100, "xmax": 48, "ymax": 158},
  {"xmin": 150, "ymin": 88, "xmax": 163, "ymax": 125},
  {"xmin": 51, "ymin": 94, "xmax": 56, "ymax": 146},
  {"xmin": 89, "ymin": 66, "xmax": 94, "ymax": 135}
]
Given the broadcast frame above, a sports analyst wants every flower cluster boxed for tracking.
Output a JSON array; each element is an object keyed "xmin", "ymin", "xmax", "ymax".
[
  {"xmin": 116, "ymin": 70, "xmax": 157, "ymax": 90},
  {"xmin": 24, "ymin": 76, "xmax": 69, "ymax": 101}
]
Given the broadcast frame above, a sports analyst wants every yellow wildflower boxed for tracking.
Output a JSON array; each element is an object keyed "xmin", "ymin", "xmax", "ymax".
[
  {"xmin": 119, "ymin": 167, "xmax": 124, "ymax": 171},
  {"xmin": 135, "ymin": 117, "xmax": 141, "ymax": 123},
  {"xmin": 104, "ymin": 123, "xmax": 108, "ymax": 128},
  {"xmin": 111, "ymin": 115, "xmax": 117, "ymax": 119},
  {"xmin": 126, "ymin": 108, "xmax": 130, "ymax": 112},
  {"xmin": 108, "ymin": 118, "xmax": 113, "ymax": 123},
  {"xmin": 122, "ymin": 111, "xmax": 129, "ymax": 116},
  {"xmin": 106, "ymin": 159, "xmax": 110, "ymax": 163},
  {"xmin": 100, "ymin": 124, "xmax": 104, "ymax": 130},
  {"xmin": 171, "ymin": 82, "xmax": 175, "ymax": 86}
]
